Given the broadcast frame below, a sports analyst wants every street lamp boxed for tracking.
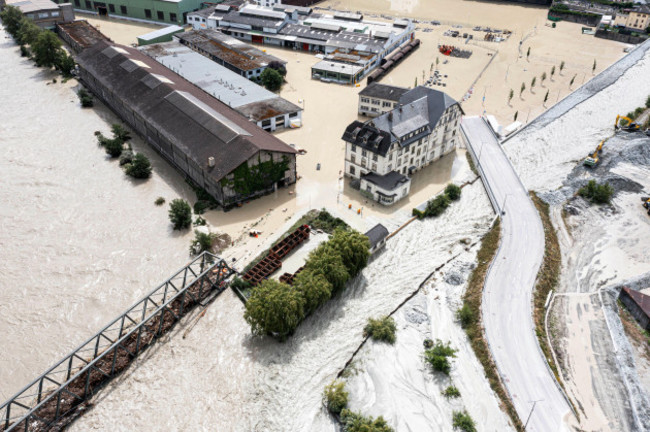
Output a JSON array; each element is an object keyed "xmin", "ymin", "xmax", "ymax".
[{"xmin": 524, "ymin": 399, "xmax": 543, "ymax": 430}]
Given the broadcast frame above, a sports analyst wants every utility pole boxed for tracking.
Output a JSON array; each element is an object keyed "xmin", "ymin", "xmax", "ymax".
[
  {"xmin": 501, "ymin": 193, "xmax": 511, "ymax": 215},
  {"xmin": 524, "ymin": 399, "xmax": 543, "ymax": 430}
]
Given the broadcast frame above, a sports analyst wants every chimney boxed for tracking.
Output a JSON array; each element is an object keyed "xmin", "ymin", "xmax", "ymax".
[
  {"xmin": 388, "ymin": 112, "xmax": 393, "ymax": 122},
  {"xmin": 208, "ymin": 157, "xmax": 215, "ymax": 167}
]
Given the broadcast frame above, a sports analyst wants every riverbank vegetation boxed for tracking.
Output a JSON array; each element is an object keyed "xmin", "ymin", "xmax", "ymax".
[
  {"xmin": 452, "ymin": 410, "xmax": 477, "ymax": 432},
  {"xmin": 578, "ymin": 180, "xmax": 614, "ymax": 204},
  {"xmin": 424, "ymin": 340, "xmax": 457, "ymax": 375},
  {"xmin": 244, "ymin": 227, "xmax": 369, "ymax": 339},
  {"xmin": 323, "ymin": 380, "xmax": 394, "ymax": 432},
  {"xmin": 324, "ymin": 380, "xmax": 348, "ymax": 414},
  {"xmin": 95, "ymin": 124, "xmax": 152, "ymax": 178},
  {"xmin": 413, "ymin": 183, "xmax": 462, "ymax": 219},
  {"xmin": 363, "ymin": 316, "xmax": 397, "ymax": 344},
  {"xmin": 1, "ymin": 5, "xmax": 75, "ymax": 77}
]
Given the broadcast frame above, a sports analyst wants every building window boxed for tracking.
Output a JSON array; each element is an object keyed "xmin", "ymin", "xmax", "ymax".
[
  {"xmin": 349, "ymin": 166, "xmax": 355, "ymax": 175},
  {"xmin": 108, "ymin": 4, "xmax": 115, "ymax": 12},
  {"xmin": 157, "ymin": 10, "xmax": 164, "ymax": 20},
  {"xmin": 371, "ymin": 163, "xmax": 377, "ymax": 171},
  {"xmin": 361, "ymin": 97, "xmax": 369, "ymax": 103},
  {"xmin": 85, "ymin": 0, "xmax": 91, "ymax": 8},
  {"xmin": 387, "ymin": 164, "xmax": 392, "ymax": 171},
  {"xmin": 170, "ymin": 12, "xmax": 177, "ymax": 22},
  {"xmin": 120, "ymin": 5, "xmax": 126, "ymax": 13},
  {"xmin": 366, "ymin": 185, "xmax": 372, "ymax": 192},
  {"xmin": 382, "ymin": 101, "xmax": 391, "ymax": 107},
  {"xmin": 372, "ymin": 154, "xmax": 378, "ymax": 162},
  {"xmin": 351, "ymin": 155, "xmax": 356, "ymax": 163},
  {"xmin": 145, "ymin": 9, "xmax": 152, "ymax": 18},
  {"xmin": 362, "ymin": 149, "xmax": 367, "ymax": 157},
  {"xmin": 371, "ymin": 100, "xmax": 380, "ymax": 105}
]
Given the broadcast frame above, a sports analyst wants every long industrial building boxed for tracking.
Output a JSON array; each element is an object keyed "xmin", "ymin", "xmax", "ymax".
[
  {"xmin": 139, "ymin": 41, "xmax": 302, "ymax": 131},
  {"xmin": 76, "ymin": 41, "xmax": 297, "ymax": 207}
]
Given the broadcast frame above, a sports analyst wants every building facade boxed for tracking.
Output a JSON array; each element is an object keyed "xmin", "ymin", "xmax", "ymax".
[
  {"xmin": 58, "ymin": 0, "xmax": 202, "ymax": 25},
  {"xmin": 342, "ymin": 86, "xmax": 462, "ymax": 205},
  {"xmin": 77, "ymin": 41, "xmax": 297, "ymax": 207},
  {"xmin": 358, "ymin": 82, "xmax": 409, "ymax": 116},
  {"xmin": 5, "ymin": 0, "xmax": 74, "ymax": 29},
  {"xmin": 619, "ymin": 287, "xmax": 650, "ymax": 331}
]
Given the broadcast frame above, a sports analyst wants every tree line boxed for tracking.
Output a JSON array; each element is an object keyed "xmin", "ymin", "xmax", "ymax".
[
  {"xmin": 243, "ymin": 228, "xmax": 370, "ymax": 339},
  {"xmin": 1, "ymin": 5, "xmax": 75, "ymax": 77}
]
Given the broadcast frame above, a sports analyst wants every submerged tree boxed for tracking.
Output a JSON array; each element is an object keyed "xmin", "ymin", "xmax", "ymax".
[
  {"xmin": 168, "ymin": 199, "xmax": 192, "ymax": 230},
  {"xmin": 244, "ymin": 279, "xmax": 305, "ymax": 338},
  {"xmin": 260, "ymin": 67, "xmax": 283, "ymax": 91},
  {"xmin": 31, "ymin": 30, "xmax": 62, "ymax": 68}
]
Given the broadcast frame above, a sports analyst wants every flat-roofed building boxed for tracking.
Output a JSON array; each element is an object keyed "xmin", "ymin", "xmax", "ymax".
[
  {"xmin": 358, "ymin": 82, "xmax": 410, "ymax": 116},
  {"xmin": 175, "ymin": 29, "xmax": 286, "ymax": 79},
  {"xmin": 311, "ymin": 60, "xmax": 363, "ymax": 85},
  {"xmin": 56, "ymin": 19, "xmax": 110, "ymax": 52},
  {"xmin": 4, "ymin": 0, "xmax": 74, "ymax": 28},
  {"xmin": 76, "ymin": 41, "xmax": 297, "ymax": 207},
  {"xmin": 137, "ymin": 25, "xmax": 184, "ymax": 46},
  {"xmin": 62, "ymin": 0, "xmax": 203, "ymax": 25},
  {"xmin": 139, "ymin": 41, "xmax": 302, "ymax": 131}
]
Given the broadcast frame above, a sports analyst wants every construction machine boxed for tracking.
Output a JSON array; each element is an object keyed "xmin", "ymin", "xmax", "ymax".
[
  {"xmin": 584, "ymin": 139, "xmax": 607, "ymax": 167},
  {"xmin": 642, "ymin": 197, "xmax": 650, "ymax": 216},
  {"xmin": 615, "ymin": 115, "xmax": 641, "ymax": 132}
]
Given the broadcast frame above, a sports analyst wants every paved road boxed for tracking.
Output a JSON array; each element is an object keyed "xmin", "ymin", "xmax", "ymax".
[{"xmin": 461, "ymin": 117, "xmax": 572, "ymax": 432}]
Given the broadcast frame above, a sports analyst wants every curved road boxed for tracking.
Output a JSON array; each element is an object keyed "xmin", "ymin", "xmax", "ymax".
[{"xmin": 461, "ymin": 117, "xmax": 571, "ymax": 431}]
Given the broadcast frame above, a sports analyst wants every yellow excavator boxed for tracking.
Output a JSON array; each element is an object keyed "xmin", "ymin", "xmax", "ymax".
[
  {"xmin": 584, "ymin": 138, "xmax": 607, "ymax": 167},
  {"xmin": 615, "ymin": 115, "xmax": 640, "ymax": 132}
]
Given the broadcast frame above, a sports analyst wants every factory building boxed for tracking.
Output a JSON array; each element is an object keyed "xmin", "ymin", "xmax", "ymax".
[
  {"xmin": 59, "ymin": 0, "xmax": 203, "ymax": 25},
  {"xmin": 139, "ymin": 41, "xmax": 302, "ymax": 131},
  {"xmin": 76, "ymin": 41, "xmax": 297, "ymax": 207},
  {"xmin": 3, "ymin": 0, "xmax": 74, "ymax": 29}
]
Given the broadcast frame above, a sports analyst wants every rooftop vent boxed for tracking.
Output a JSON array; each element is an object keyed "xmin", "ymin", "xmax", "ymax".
[{"xmin": 208, "ymin": 157, "xmax": 216, "ymax": 167}]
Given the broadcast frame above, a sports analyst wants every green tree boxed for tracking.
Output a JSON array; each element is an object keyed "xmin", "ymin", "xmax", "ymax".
[
  {"xmin": 111, "ymin": 123, "xmax": 132, "ymax": 142},
  {"xmin": 305, "ymin": 243, "xmax": 349, "ymax": 294},
  {"xmin": 244, "ymin": 279, "xmax": 305, "ymax": 338},
  {"xmin": 168, "ymin": 198, "xmax": 192, "ymax": 230},
  {"xmin": 31, "ymin": 30, "xmax": 62, "ymax": 68},
  {"xmin": 425, "ymin": 194, "xmax": 451, "ymax": 217},
  {"xmin": 445, "ymin": 183, "xmax": 462, "ymax": 201},
  {"xmin": 267, "ymin": 60, "xmax": 287, "ymax": 77},
  {"xmin": 530, "ymin": 76, "xmax": 536, "ymax": 91},
  {"xmin": 456, "ymin": 304, "xmax": 474, "ymax": 328},
  {"xmin": 340, "ymin": 410, "xmax": 394, "ymax": 432},
  {"xmin": 550, "ymin": 65, "xmax": 556, "ymax": 80},
  {"xmin": 544, "ymin": 89, "xmax": 549, "ymax": 105},
  {"xmin": 292, "ymin": 269, "xmax": 332, "ymax": 315},
  {"xmin": 55, "ymin": 51, "xmax": 76, "ymax": 77},
  {"xmin": 260, "ymin": 67, "xmax": 283, "ymax": 91},
  {"xmin": 452, "ymin": 411, "xmax": 476, "ymax": 432},
  {"xmin": 0, "ymin": 5, "xmax": 24, "ymax": 37},
  {"xmin": 442, "ymin": 385, "xmax": 461, "ymax": 399},
  {"xmin": 540, "ymin": 71, "xmax": 547, "ymax": 86},
  {"xmin": 414, "ymin": 77, "xmax": 418, "ymax": 87},
  {"xmin": 578, "ymin": 180, "xmax": 613, "ymax": 204},
  {"xmin": 189, "ymin": 230, "xmax": 217, "ymax": 255},
  {"xmin": 364, "ymin": 316, "xmax": 397, "ymax": 344},
  {"xmin": 16, "ymin": 18, "xmax": 41, "ymax": 46},
  {"xmin": 328, "ymin": 228, "xmax": 370, "ymax": 277},
  {"xmin": 323, "ymin": 380, "xmax": 348, "ymax": 415},
  {"xmin": 508, "ymin": 88, "xmax": 514, "ymax": 105},
  {"xmin": 78, "ymin": 88, "xmax": 93, "ymax": 107},
  {"xmin": 125, "ymin": 153, "xmax": 152, "ymax": 179},
  {"xmin": 570, "ymin": 74, "xmax": 576, "ymax": 88},
  {"xmin": 514, "ymin": 111, "xmax": 519, "ymax": 121},
  {"xmin": 520, "ymin": 82, "xmax": 526, "ymax": 97},
  {"xmin": 592, "ymin": 59, "xmax": 597, "ymax": 74},
  {"xmin": 645, "ymin": 95, "xmax": 650, "ymax": 109},
  {"xmin": 560, "ymin": 60, "xmax": 565, "ymax": 74},
  {"xmin": 526, "ymin": 46, "xmax": 531, "ymax": 60}
]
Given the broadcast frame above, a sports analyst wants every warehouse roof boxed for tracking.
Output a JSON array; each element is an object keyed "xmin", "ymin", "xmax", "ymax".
[
  {"xmin": 312, "ymin": 60, "xmax": 363, "ymax": 75},
  {"xmin": 77, "ymin": 41, "xmax": 295, "ymax": 183},
  {"xmin": 57, "ymin": 20, "xmax": 110, "ymax": 50},
  {"xmin": 175, "ymin": 29, "xmax": 286, "ymax": 72},
  {"xmin": 137, "ymin": 25, "xmax": 184, "ymax": 42},
  {"xmin": 139, "ymin": 42, "xmax": 300, "ymax": 122},
  {"xmin": 6, "ymin": 0, "xmax": 59, "ymax": 13}
]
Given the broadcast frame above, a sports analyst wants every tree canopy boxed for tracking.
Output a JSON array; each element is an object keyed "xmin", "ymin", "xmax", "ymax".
[
  {"xmin": 244, "ymin": 279, "xmax": 305, "ymax": 338},
  {"xmin": 32, "ymin": 30, "xmax": 62, "ymax": 68},
  {"xmin": 125, "ymin": 153, "xmax": 152, "ymax": 179},
  {"xmin": 0, "ymin": 6, "xmax": 24, "ymax": 37},
  {"xmin": 168, "ymin": 199, "xmax": 192, "ymax": 230},
  {"xmin": 293, "ymin": 269, "xmax": 332, "ymax": 315},
  {"xmin": 304, "ymin": 242, "xmax": 349, "ymax": 294},
  {"xmin": 328, "ymin": 228, "xmax": 370, "ymax": 277},
  {"xmin": 260, "ymin": 67, "xmax": 283, "ymax": 91}
]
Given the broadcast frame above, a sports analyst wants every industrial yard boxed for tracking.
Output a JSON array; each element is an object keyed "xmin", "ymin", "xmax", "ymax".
[{"xmin": 2, "ymin": 0, "xmax": 650, "ymax": 431}]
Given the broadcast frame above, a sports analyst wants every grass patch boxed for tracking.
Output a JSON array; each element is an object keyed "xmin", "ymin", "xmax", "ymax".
[
  {"xmin": 617, "ymin": 300, "xmax": 650, "ymax": 361},
  {"xmin": 442, "ymin": 385, "xmax": 461, "ymax": 399},
  {"xmin": 452, "ymin": 410, "xmax": 476, "ymax": 432},
  {"xmin": 364, "ymin": 316, "xmax": 397, "ymax": 344},
  {"xmin": 459, "ymin": 218, "xmax": 524, "ymax": 430},
  {"xmin": 466, "ymin": 151, "xmax": 479, "ymax": 176}
]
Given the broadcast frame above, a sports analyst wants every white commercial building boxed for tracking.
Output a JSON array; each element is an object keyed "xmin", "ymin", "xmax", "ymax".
[{"xmin": 342, "ymin": 85, "xmax": 462, "ymax": 205}]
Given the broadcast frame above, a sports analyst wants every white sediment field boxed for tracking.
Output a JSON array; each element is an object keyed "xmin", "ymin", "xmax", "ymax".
[
  {"xmin": 71, "ymin": 178, "xmax": 500, "ymax": 431},
  {"xmin": 501, "ymin": 41, "xmax": 650, "ymax": 431}
]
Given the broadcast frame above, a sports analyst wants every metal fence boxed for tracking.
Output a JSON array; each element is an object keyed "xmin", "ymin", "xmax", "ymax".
[{"xmin": 0, "ymin": 252, "xmax": 234, "ymax": 431}]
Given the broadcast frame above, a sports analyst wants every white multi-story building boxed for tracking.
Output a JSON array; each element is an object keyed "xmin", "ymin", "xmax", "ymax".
[
  {"xmin": 358, "ymin": 82, "xmax": 410, "ymax": 117},
  {"xmin": 342, "ymin": 85, "xmax": 462, "ymax": 205}
]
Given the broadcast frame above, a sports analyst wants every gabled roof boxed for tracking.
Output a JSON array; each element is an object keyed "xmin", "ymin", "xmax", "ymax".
[
  {"xmin": 621, "ymin": 287, "xmax": 650, "ymax": 317},
  {"xmin": 341, "ymin": 121, "xmax": 393, "ymax": 156},
  {"xmin": 398, "ymin": 86, "xmax": 462, "ymax": 126},
  {"xmin": 364, "ymin": 223, "xmax": 389, "ymax": 249},
  {"xmin": 362, "ymin": 171, "xmax": 409, "ymax": 191},
  {"xmin": 77, "ymin": 41, "xmax": 295, "ymax": 183}
]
